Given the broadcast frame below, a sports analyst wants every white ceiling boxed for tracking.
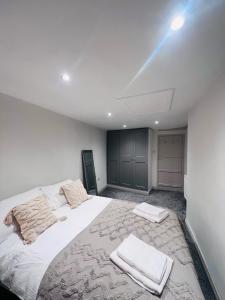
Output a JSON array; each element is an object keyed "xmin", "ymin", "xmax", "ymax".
[{"xmin": 0, "ymin": 0, "xmax": 225, "ymax": 130}]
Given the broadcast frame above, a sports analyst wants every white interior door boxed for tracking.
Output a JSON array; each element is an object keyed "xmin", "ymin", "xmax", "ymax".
[{"xmin": 157, "ymin": 135, "xmax": 184, "ymax": 190}]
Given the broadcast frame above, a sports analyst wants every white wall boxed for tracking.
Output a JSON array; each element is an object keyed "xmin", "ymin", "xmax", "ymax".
[
  {"xmin": 0, "ymin": 93, "xmax": 107, "ymax": 200},
  {"xmin": 186, "ymin": 74, "xmax": 225, "ymax": 299}
]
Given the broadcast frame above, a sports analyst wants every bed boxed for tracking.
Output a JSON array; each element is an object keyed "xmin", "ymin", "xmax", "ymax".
[{"xmin": 0, "ymin": 193, "xmax": 204, "ymax": 300}]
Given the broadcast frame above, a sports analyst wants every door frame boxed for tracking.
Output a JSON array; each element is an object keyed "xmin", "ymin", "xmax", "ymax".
[{"xmin": 156, "ymin": 129, "xmax": 187, "ymax": 191}]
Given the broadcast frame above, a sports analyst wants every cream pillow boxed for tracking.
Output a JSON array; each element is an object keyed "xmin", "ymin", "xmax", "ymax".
[
  {"xmin": 0, "ymin": 187, "xmax": 42, "ymax": 243},
  {"xmin": 4, "ymin": 195, "xmax": 57, "ymax": 244},
  {"xmin": 59, "ymin": 179, "xmax": 73, "ymax": 195},
  {"xmin": 61, "ymin": 179, "xmax": 90, "ymax": 209}
]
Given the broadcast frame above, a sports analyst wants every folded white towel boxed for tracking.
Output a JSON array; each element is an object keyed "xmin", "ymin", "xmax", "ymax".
[
  {"xmin": 117, "ymin": 234, "xmax": 167, "ymax": 284},
  {"xmin": 110, "ymin": 236, "xmax": 173, "ymax": 295},
  {"xmin": 133, "ymin": 208, "xmax": 169, "ymax": 223},
  {"xmin": 135, "ymin": 203, "xmax": 166, "ymax": 217}
]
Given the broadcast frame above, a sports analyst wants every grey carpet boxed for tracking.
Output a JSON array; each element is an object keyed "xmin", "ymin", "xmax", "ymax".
[{"xmin": 100, "ymin": 187, "xmax": 216, "ymax": 300}]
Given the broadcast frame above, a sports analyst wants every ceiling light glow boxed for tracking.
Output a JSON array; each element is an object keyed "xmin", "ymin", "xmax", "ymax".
[
  {"xmin": 107, "ymin": 112, "xmax": 112, "ymax": 117},
  {"xmin": 154, "ymin": 120, "xmax": 159, "ymax": 125},
  {"xmin": 61, "ymin": 72, "xmax": 71, "ymax": 82},
  {"xmin": 123, "ymin": 124, "xmax": 127, "ymax": 128},
  {"xmin": 170, "ymin": 15, "xmax": 185, "ymax": 31}
]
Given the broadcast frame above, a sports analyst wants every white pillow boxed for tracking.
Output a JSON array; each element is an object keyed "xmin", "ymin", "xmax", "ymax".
[
  {"xmin": 41, "ymin": 179, "xmax": 73, "ymax": 210},
  {"xmin": 0, "ymin": 187, "xmax": 42, "ymax": 243}
]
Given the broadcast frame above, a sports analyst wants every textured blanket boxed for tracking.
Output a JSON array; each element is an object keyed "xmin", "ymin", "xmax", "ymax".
[{"xmin": 37, "ymin": 199, "xmax": 204, "ymax": 300}]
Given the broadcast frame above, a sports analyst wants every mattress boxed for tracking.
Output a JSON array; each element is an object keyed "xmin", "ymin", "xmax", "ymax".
[{"xmin": 0, "ymin": 196, "xmax": 204, "ymax": 300}]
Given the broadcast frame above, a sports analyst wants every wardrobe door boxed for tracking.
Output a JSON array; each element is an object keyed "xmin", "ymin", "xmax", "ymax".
[
  {"xmin": 107, "ymin": 131, "xmax": 120, "ymax": 185},
  {"xmin": 119, "ymin": 130, "xmax": 134, "ymax": 187},
  {"xmin": 133, "ymin": 129, "xmax": 148, "ymax": 190}
]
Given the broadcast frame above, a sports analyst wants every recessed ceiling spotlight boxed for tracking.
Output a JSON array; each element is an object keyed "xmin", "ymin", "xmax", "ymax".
[
  {"xmin": 123, "ymin": 124, "xmax": 127, "ymax": 128},
  {"xmin": 61, "ymin": 72, "xmax": 71, "ymax": 82},
  {"xmin": 170, "ymin": 15, "xmax": 185, "ymax": 31},
  {"xmin": 107, "ymin": 112, "xmax": 112, "ymax": 117},
  {"xmin": 154, "ymin": 120, "xmax": 159, "ymax": 125}
]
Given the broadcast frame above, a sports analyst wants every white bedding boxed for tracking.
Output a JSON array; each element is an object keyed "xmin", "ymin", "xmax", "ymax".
[{"xmin": 0, "ymin": 195, "xmax": 112, "ymax": 300}]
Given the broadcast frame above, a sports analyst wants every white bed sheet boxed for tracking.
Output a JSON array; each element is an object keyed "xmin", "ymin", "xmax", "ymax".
[{"xmin": 0, "ymin": 195, "xmax": 112, "ymax": 300}]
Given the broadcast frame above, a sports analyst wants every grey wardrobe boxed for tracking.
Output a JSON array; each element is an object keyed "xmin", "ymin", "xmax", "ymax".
[{"xmin": 107, "ymin": 128, "xmax": 148, "ymax": 190}]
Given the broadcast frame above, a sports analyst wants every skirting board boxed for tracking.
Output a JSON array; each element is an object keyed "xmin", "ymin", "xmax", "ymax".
[
  {"xmin": 107, "ymin": 184, "xmax": 150, "ymax": 195},
  {"xmin": 154, "ymin": 185, "xmax": 183, "ymax": 192},
  {"xmin": 185, "ymin": 218, "xmax": 220, "ymax": 300}
]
